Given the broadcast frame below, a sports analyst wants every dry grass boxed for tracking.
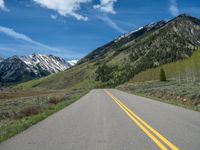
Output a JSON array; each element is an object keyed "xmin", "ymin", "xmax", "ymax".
[
  {"xmin": 118, "ymin": 80, "xmax": 200, "ymax": 111},
  {"xmin": 0, "ymin": 88, "xmax": 89, "ymax": 142}
]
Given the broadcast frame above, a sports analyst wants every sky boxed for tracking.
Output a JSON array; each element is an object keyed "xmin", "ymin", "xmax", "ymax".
[{"xmin": 0, "ymin": 0, "xmax": 200, "ymax": 59}]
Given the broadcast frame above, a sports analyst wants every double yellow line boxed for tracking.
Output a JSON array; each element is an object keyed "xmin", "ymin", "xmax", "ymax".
[{"xmin": 105, "ymin": 90, "xmax": 179, "ymax": 150}]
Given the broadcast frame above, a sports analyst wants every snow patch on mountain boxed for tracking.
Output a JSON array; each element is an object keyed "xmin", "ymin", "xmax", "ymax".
[
  {"xmin": 67, "ymin": 60, "xmax": 78, "ymax": 66},
  {"xmin": 20, "ymin": 54, "xmax": 71, "ymax": 74},
  {"xmin": 114, "ymin": 26, "xmax": 144, "ymax": 43},
  {"xmin": 114, "ymin": 20, "xmax": 166, "ymax": 43}
]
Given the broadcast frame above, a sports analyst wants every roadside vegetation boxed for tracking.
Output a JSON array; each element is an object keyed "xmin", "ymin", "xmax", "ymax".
[
  {"xmin": 118, "ymin": 80, "xmax": 200, "ymax": 111},
  {"xmin": 0, "ymin": 88, "xmax": 89, "ymax": 142},
  {"xmin": 159, "ymin": 68, "xmax": 166, "ymax": 82},
  {"xmin": 119, "ymin": 49, "xmax": 200, "ymax": 111}
]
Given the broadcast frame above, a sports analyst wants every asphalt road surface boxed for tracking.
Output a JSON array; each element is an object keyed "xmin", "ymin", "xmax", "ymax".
[{"xmin": 0, "ymin": 89, "xmax": 200, "ymax": 150}]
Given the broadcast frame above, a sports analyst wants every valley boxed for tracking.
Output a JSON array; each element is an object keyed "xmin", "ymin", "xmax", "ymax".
[{"xmin": 0, "ymin": 13, "xmax": 200, "ymax": 149}]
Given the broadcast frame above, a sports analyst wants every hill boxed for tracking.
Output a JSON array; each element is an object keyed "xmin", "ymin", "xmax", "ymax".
[{"xmin": 18, "ymin": 14, "xmax": 200, "ymax": 89}]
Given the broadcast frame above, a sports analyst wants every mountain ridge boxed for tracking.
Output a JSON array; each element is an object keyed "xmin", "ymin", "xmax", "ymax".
[
  {"xmin": 80, "ymin": 20, "xmax": 167, "ymax": 63},
  {"xmin": 0, "ymin": 54, "xmax": 78, "ymax": 83}
]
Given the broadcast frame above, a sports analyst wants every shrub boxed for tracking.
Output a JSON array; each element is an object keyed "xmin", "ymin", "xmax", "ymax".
[
  {"xmin": 18, "ymin": 106, "xmax": 43, "ymax": 118},
  {"xmin": 48, "ymin": 97, "xmax": 62, "ymax": 104},
  {"xmin": 160, "ymin": 68, "xmax": 166, "ymax": 81}
]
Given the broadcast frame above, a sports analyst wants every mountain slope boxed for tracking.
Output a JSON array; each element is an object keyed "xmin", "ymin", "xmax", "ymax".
[
  {"xmin": 0, "ymin": 54, "xmax": 75, "ymax": 83},
  {"xmin": 18, "ymin": 14, "xmax": 200, "ymax": 89},
  {"xmin": 80, "ymin": 20, "xmax": 167, "ymax": 63},
  {"xmin": 89, "ymin": 14, "xmax": 199, "ymax": 67},
  {"xmin": 0, "ymin": 56, "xmax": 35, "ymax": 82},
  {"xmin": 131, "ymin": 48, "xmax": 200, "ymax": 83}
]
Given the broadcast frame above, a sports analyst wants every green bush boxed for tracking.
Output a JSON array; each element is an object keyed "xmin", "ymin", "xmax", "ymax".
[{"xmin": 160, "ymin": 68, "xmax": 166, "ymax": 81}]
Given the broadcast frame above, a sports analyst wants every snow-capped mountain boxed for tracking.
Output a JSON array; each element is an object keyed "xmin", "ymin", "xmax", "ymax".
[
  {"xmin": 114, "ymin": 20, "xmax": 166, "ymax": 43},
  {"xmin": 20, "ymin": 54, "xmax": 71, "ymax": 74},
  {"xmin": 0, "ymin": 54, "xmax": 77, "ymax": 83}
]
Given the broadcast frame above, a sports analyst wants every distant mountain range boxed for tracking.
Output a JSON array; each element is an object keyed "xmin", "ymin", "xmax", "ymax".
[{"xmin": 0, "ymin": 54, "xmax": 78, "ymax": 83}]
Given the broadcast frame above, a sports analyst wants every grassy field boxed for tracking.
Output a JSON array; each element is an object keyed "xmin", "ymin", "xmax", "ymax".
[
  {"xmin": 0, "ymin": 88, "xmax": 89, "ymax": 143},
  {"xmin": 16, "ymin": 61, "xmax": 98, "ymax": 89}
]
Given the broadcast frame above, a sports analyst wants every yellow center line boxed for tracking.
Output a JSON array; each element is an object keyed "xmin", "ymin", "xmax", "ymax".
[{"xmin": 105, "ymin": 90, "xmax": 179, "ymax": 150}]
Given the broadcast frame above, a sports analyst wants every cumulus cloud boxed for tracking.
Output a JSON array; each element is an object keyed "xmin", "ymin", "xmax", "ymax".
[
  {"xmin": 94, "ymin": 0, "xmax": 117, "ymax": 14},
  {"xmin": 0, "ymin": 0, "xmax": 9, "ymax": 11},
  {"xmin": 33, "ymin": 0, "xmax": 119, "ymax": 21},
  {"xmin": 169, "ymin": 0, "xmax": 180, "ymax": 17},
  {"xmin": 33, "ymin": 0, "xmax": 91, "ymax": 21},
  {"xmin": 0, "ymin": 26, "xmax": 60, "ymax": 52}
]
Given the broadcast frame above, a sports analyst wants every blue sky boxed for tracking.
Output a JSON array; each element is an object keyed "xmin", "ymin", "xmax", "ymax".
[{"xmin": 0, "ymin": 0, "xmax": 200, "ymax": 59}]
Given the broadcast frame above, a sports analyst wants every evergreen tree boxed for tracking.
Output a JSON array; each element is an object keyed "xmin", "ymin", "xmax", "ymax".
[
  {"xmin": 95, "ymin": 64, "xmax": 112, "ymax": 82},
  {"xmin": 160, "ymin": 68, "xmax": 166, "ymax": 81}
]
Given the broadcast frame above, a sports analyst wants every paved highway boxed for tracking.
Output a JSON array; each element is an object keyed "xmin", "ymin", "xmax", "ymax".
[{"xmin": 0, "ymin": 89, "xmax": 200, "ymax": 150}]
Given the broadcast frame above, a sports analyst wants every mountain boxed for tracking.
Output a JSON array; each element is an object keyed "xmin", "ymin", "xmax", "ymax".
[
  {"xmin": 18, "ymin": 14, "xmax": 200, "ymax": 89},
  {"xmin": 0, "ymin": 56, "xmax": 35, "ymax": 83},
  {"xmin": 81, "ymin": 14, "xmax": 199, "ymax": 65},
  {"xmin": 80, "ymin": 20, "xmax": 167, "ymax": 63},
  {"xmin": 20, "ymin": 54, "xmax": 71, "ymax": 74},
  {"xmin": 0, "ymin": 54, "xmax": 76, "ymax": 83}
]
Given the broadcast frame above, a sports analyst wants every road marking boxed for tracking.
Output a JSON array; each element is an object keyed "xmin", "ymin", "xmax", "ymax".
[{"xmin": 105, "ymin": 90, "xmax": 179, "ymax": 150}]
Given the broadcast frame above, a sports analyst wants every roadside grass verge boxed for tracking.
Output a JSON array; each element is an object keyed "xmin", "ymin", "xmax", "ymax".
[
  {"xmin": 118, "ymin": 80, "xmax": 200, "ymax": 112},
  {"xmin": 0, "ymin": 89, "xmax": 89, "ymax": 143}
]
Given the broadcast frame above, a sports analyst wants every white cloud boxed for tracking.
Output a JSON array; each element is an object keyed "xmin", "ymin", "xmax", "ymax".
[
  {"xmin": 169, "ymin": 0, "xmax": 180, "ymax": 17},
  {"xmin": 0, "ymin": 26, "xmax": 60, "ymax": 52},
  {"xmin": 33, "ymin": 0, "xmax": 91, "ymax": 21},
  {"xmin": 33, "ymin": 0, "xmax": 119, "ymax": 21},
  {"xmin": 0, "ymin": 0, "xmax": 9, "ymax": 11},
  {"xmin": 97, "ymin": 14, "xmax": 125, "ymax": 33},
  {"xmin": 94, "ymin": 0, "xmax": 117, "ymax": 14}
]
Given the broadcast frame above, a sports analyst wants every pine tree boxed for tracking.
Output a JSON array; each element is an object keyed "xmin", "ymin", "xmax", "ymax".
[{"xmin": 160, "ymin": 68, "xmax": 166, "ymax": 81}]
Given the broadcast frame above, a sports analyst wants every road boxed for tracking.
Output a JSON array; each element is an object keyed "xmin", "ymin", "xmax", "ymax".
[{"xmin": 0, "ymin": 89, "xmax": 200, "ymax": 150}]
